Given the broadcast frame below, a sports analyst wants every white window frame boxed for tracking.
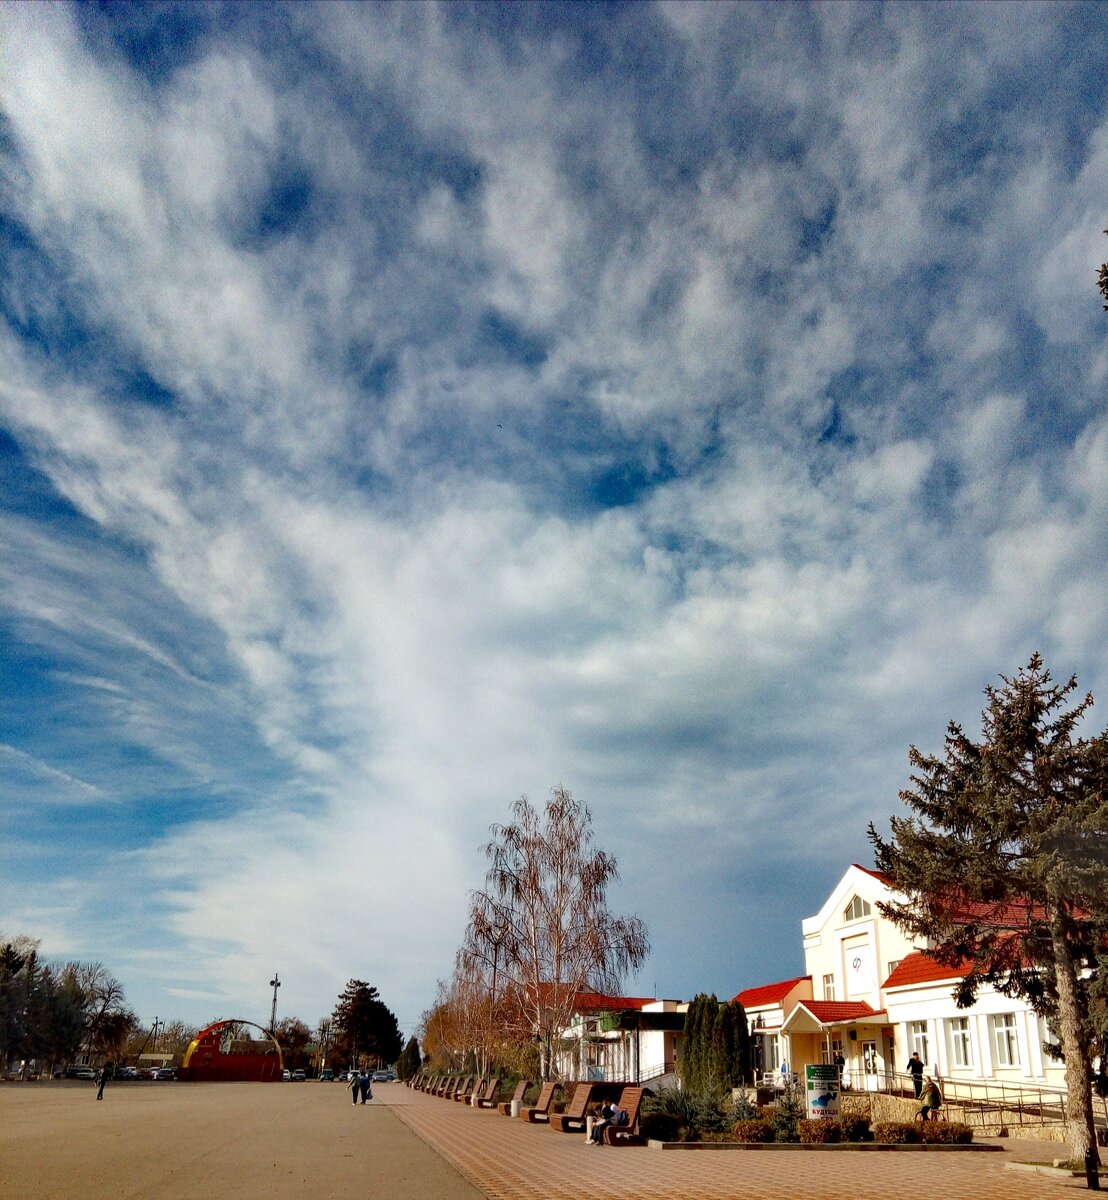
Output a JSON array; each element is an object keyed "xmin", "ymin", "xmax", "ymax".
[
  {"xmin": 844, "ymin": 895, "xmax": 872, "ymax": 922},
  {"xmin": 991, "ymin": 1014, "xmax": 1020, "ymax": 1067},
  {"xmin": 949, "ymin": 1017, "xmax": 973, "ymax": 1068},
  {"xmin": 822, "ymin": 973, "xmax": 836, "ymax": 1001},
  {"xmin": 908, "ymin": 1020, "xmax": 929, "ymax": 1063}
]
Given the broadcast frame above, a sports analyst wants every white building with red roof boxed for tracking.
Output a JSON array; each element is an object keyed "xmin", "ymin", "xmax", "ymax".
[{"xmin": 734, "ymin": 864, "xmax": 1066, "ymax": 1093}]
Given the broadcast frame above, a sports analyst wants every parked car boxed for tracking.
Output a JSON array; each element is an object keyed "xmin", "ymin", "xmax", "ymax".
[
  {"xmin": 291, "ymin": 1069, "xmax": 306, "ymax": 1081},
  {"xmin": 154, "ymin": 1067, "xmax": 176, "ymax": 1080},
  {"xmin": 114, "ymin": 1066, "xmax": 138, "ymax": 1080},
  {"xmin": 281, "ymin": 1068, "xmax": 291, "ymax": 1081},
  {"xmin": 64, "ymin": 1066, "xmax": 97, "ymax": 1080},
  {"xmin": 371, "ymin": 1070, "xmax": 393, "ymax": 1082},
  {"xmin": 319, "ymin": 1069, "xmax": 334, "ymax": 1082}
]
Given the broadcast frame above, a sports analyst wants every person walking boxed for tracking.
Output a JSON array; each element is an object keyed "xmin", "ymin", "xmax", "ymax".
[
  {"xmin": 906, "ymin": 1051, "xmax": 924, "ymax": 1098},
  {"xmin": 96, "ymin": 1062, "xmax": 113, "ymax": 1101},
  {"xmin": 359, "ymin": 1071, "xmax": 372, "ymax": 1104},
  {"xmin": 349, "ymin": 1069, "xmax": 362, "ymax": 1106}
]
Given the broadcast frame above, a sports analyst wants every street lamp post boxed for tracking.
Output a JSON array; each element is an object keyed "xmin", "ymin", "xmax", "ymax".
[{"xmin": 268, "ymin": 974, "xmax": 281, "ymax": 1034}]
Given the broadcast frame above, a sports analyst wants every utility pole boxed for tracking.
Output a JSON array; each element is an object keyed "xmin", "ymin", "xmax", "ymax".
[
  {"xmin": 151, "ymin": 1017, "xmax": 161, "ymax": 1053},
  {"xmin": 268, "ymin": 974, "xmax": 281, "ymax": 1034}
]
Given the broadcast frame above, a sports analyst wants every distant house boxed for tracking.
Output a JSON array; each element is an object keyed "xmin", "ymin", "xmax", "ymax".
[{"xmin": 552, "ymin": 991, "xmax": 686, "ymax": 1086}]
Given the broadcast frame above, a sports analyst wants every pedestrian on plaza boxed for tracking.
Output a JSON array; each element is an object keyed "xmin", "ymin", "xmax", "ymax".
[
  {"xmin": 96, "ymin": 1061, "xmax": 113, "ymax": 1101},
  {"xmin": 360, "ymin": 1071, "xmax": 372, "ymax": 1104},
  {"xmin": 349, "ymin": 1070, "xmax": 362, "ymax": 1105},
  {"xmin": 906, "ymin": 1051, "xmax": 924, "ymax": 1098}
]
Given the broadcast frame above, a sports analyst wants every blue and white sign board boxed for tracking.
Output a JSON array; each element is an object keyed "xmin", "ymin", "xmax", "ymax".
[{"xmin": 805, "ymin": 1064, "xmax": 841, "ymax": 1119}]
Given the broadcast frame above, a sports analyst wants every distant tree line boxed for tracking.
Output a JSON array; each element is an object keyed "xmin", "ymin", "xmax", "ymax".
[{"xmin": 0, "ymin": 934, "xmax": 137, "ymax": 1072}]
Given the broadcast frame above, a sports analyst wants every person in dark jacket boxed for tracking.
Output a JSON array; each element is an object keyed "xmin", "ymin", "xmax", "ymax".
[
  {"xmin": 96, "ymin": 1062, "xmax": 113, "ymax": 1101},
  {"xmin": 906, "ymin": 1051, "xmax": 924, "ymax": 1098}
]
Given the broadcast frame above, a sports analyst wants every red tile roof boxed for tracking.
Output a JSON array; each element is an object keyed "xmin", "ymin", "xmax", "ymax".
[
  {"xmin": 526, "ymin": 984, "xmax": 656, "ymax": 1011},
  {"xmin": 882, "ymin": 951, "xmax": 972, "ymax": 989},
  {"xmin": 571, "ymin": 991, "xmax": 655, "ymax": 1011},
  {"xmin": 733, "ymin": 976, "xmax": 811, "ymax": 1008},
  {"xmin": 796, "ymin": 1000, "xmax": 883, "ymax": 1023}
]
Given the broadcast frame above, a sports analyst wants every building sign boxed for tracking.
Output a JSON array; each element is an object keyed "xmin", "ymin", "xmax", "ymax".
[
  {"xmin": 844, "ymin": 937, "xmax": 876, "ymax": 998},
  {"xmin": 805, "ymin": 1063, "xmax": 840, "ymax": 1119}
]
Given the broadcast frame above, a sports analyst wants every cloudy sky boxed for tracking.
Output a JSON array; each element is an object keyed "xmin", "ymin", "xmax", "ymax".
[{"xmin": 2, "ymin": 1, "xmax": 1107, "ymax": 1038}]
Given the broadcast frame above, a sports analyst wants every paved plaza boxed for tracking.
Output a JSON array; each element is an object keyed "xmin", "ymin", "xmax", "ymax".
[{"xmin": 0, "ymin": 1078, "xmax": 1091, "ymax": 1199}]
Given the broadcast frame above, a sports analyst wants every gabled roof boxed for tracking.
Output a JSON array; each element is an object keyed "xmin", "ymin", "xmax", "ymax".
[
  {"xmin": 797, "ymin": 1000, "xmax": 883, "ymax": 1024},
  {"xmin": 882, "ymin": 951, "xmax": 972, "ymax": 989},
  {"xmin": 733, "ymin": 976, "xmax": 811, "ymax": 1008},
  {"xmin": 782, "ymin": 999, "xmax": 888, "ymax": 1035}
]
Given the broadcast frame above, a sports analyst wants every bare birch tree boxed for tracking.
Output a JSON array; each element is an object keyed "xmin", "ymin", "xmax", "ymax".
[{"xmin": 462, "ymin": 786, "xmax": 649, "ymax": 1080}]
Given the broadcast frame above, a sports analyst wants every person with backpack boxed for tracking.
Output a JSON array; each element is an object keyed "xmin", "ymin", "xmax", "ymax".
[{"xmin": 918, "ymin": 1076, "xmax": 942, "ymax": 1121}]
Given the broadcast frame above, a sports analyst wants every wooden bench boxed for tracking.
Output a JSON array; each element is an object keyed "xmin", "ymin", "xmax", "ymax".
[
  {"xmin": 550, "ymin": 1082, "xmax": 595, "ymax": 1133},
  {"xmin": 497, "ymin": 1078, "xmax": 531, "ymax": 1116},
  {"xmin": 601, "ymin": 1086, "xmax": 645, "ymax": 1145},
  {"xmin": 520, "ymin": 1081, "xmax": 558, "ymax": 1123},
  {"xmin": 475, "ymin": 1077, "xmax": 502, "ymax": 1108},
  {"xmin": 454, "ymin": 1076, "xmax": 482, "ymax": 1102}
]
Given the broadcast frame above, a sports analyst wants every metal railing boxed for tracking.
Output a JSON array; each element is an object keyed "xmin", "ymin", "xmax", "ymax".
[{"xmin": 868, "ymin": 1069, "xmax": 1107, "ymax": 1131}]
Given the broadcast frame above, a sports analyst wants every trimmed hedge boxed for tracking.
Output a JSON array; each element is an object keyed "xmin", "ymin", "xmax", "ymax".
[
  {"xmin": 798, "ymin": 1118, "xmax": 840, "ymax": 1143},
  {"xmin": 732, "ymin": 1118, "xmax": 775, "ymax": 1143},
  {"xmin": 873, "ymin": 1122, "xmax": 920, "ymax": 1144},
  {"xmin": 840, "ymin": 1115, "xmax": 872, "ymax": 1142},
  {"xmin": 919, "ymin": 1121, "xmax": 973, "ymax": 1144}
]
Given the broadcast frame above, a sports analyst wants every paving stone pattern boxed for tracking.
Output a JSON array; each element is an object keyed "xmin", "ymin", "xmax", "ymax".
[{"xmin": 380, "ymin": 1085, "xmax": 1078, "ymax": 1200}]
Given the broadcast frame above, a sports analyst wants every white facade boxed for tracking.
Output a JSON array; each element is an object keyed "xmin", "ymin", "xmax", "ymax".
[{"xmin": 741, "ymin": 865, "xmax": 1066, "ymax": 1094}]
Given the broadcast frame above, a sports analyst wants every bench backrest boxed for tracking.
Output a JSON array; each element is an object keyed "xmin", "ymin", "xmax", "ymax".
[
  {"xmin": 480, "ymin": 1077, "xmax": 501, "ymax": 1101},
  {"xmin": 509, "ymin": 1078, "xmax": 530, "ymax": 1104},
  {"xmin": 563, "ymin": 1082, "xmax": 595, "ymax": 1118},
  {"xmin": 616, "ymin": 1086, "xmax": 645, "ymax": 1127},
  {"xmin": 530, "ymin": 1082, "xmax": 557, "ymax": 1112}
]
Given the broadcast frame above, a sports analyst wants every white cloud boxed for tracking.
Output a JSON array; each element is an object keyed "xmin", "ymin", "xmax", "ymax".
[{"xmin": 2, "ymin": 1, "xmax": 1107, "ymax": 1031}]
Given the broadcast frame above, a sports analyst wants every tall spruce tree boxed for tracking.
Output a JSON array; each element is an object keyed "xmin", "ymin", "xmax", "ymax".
[{"xmin": 869, "ymin": 655, "xmax": 1108, "ymax": 1188}]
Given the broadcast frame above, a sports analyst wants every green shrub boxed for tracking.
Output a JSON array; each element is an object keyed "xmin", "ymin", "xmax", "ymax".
[
  {"xmin": 644, "ymin": 1084, "xmax": 730, "ymax": 1137},
  {"xmin": 798, "ymin": 1118, "xmax": 840, "ymax": 1143},
  {"xmin": 769, "ymin": 1080, "xmax": 804, "ymax": 1142},
  {"xmin": 919, "ymin": 1121, "xmax": 973, "ymax": 1144},
  {"xmin": 727, "ymin": 1091, "xmax": 760, "ymax": 1123},
  {"xmin": 840, "ymin": 1114, "xmax": 871, "ymax": 1143},
  {"xmin": 640, "ymin": 1111, "xmax": 683, "ymax": 1142},
  {"xmin": 732, "ymin": 1118, "xmax": 775, "ymax": 1142},
  {"xmin": 873, "ymin": 1121, "xmax": 920, "ymax": 1144}
]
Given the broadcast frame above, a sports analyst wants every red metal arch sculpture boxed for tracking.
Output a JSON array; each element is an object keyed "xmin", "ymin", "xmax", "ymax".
[{"xmin": 179, "ymin": 1019, "xmax": 284, "ymax": 1082}]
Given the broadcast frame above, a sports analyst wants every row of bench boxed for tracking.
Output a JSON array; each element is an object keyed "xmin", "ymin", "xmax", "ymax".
[{"xmin": 406, "ymin": 1071, "xmax": 645, "ymax": 1145}]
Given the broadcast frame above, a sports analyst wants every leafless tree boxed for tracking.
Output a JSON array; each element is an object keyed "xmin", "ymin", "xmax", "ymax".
[{"xmin": 462, "ymin": 786, "xmax": 649, "ymax": 1080}]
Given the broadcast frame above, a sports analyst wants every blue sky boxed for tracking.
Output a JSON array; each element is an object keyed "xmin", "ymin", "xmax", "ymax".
[{"xmin": 2, "ymin": 1, "xmax": 1107, "ymax": 1039}]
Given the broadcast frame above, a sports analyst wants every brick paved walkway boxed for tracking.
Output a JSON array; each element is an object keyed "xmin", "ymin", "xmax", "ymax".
[{"xmin": 380, "ymin": 1085, "xmax": 1085, "ymax": 1200}]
